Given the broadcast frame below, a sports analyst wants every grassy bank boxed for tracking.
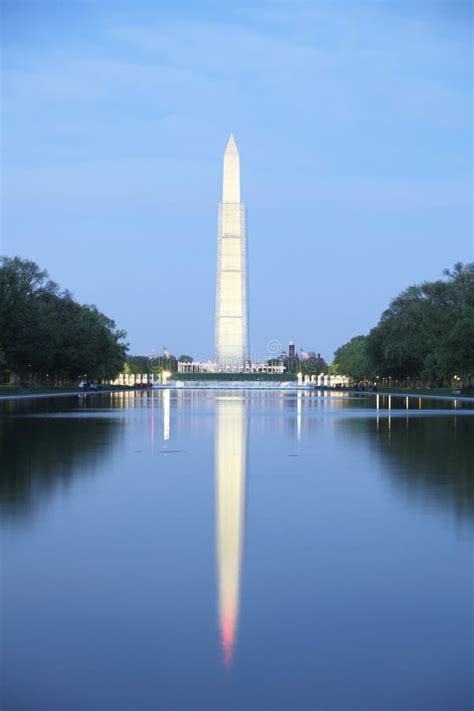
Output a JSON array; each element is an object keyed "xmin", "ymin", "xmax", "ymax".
[
  {"xmin": 0, "ymin": 384, "xmax": 130, "ymax": 397},
  {"xmin": 377, "ymin": 386, "xmax": 474, "ymax": 399},
  {"xmin": 173, "ymin": 372, "xmax": 297, "ymax": 382}
]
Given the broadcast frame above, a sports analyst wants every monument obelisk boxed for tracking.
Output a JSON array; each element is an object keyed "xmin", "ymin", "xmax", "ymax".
[{"xmin": 215, "ymin": 134, "xmax": 249, "ymax": 368}]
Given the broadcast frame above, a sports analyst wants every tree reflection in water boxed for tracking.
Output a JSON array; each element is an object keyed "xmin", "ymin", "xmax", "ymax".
[
  {"xmin": 0, "ymin": 398, "xmax": 123, "ymax": 519},
  {"xmin": 341, "ymin": 413, "xmax": 474, "ymax": 521}
]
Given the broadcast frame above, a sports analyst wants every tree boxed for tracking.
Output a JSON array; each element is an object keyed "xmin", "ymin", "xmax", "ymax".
[
  {"xmin": 366, "ymin": 263, "xmax": 474, "ymax": 385},
  {"xmin": 333, "ymin": 336, "xmax": 372, "ymax": 380},
  {"xmin": 299, "ymin": 354, "xmax": 328, "ymax": 376},
  {"xmin": 126, "ymin": 356, "xmax": 151, "ymax": 374},
  {"xmin": 334, "ymin": 263, "xmax": 474, "ymax": 387},
  {"xmin": 0, "ymin": 257, "xmax": 58, "ymax": 378},
  {"xmin": 0, "ymin": 256, "xmax": 128, "ymax": 382}
]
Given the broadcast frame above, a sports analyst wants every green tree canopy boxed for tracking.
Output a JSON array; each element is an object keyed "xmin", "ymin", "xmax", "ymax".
[
  {"xmin": 299, "ymin": 354, "xmax": 328, "ymax": 376},
  {"xmin": 0, "ymin": 256, "xmax": 128, "ymax": 381},
  {"xmin": 333, "ymin": 263, "xmax": 474, "ymax": 387},
  {"xmin": 333, "ymin": 335, "xmax": 372, "ymax": 380},
  {"xmin": 125, "ymin": 356, "xmax": 151, "ymax": 374},
  {"xmin": 366, "ymin": 263, "xmax": 473, "ymax": 385}
]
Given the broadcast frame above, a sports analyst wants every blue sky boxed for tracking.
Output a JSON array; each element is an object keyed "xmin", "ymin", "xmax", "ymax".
[{"xmin": 1, "ymin": 0, "xmax": 472, "ymax": 361}]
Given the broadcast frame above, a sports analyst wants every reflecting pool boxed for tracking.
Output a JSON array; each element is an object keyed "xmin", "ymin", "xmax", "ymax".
[{"xmin": 1, "ymin": 390, "xmax": 473, "ymax": 710}]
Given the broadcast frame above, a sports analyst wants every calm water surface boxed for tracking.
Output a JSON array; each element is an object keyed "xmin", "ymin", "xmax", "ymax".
[{"xmin": 1, "ymin": 390, "xmax": 473, "ymax": 711}]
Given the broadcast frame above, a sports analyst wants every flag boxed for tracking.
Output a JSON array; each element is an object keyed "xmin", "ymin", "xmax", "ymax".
[{"xmin": 300, "ymin": 347, "xmax": 310, "ymax": 361}]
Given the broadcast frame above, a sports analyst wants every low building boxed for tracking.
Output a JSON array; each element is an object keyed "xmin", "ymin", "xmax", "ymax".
[
  {"xmin": 178, "ymin": 360, "xmax": 219, "ymax": 374},
  {"xmin": 177, "ymin": 360, "xmax": 285, "ymax": 375}
]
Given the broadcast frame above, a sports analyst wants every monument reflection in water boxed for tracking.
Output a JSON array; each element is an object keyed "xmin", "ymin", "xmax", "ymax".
[{"xmin": 214, "ymin": 396, "xmax": 247, "ymax": 668}]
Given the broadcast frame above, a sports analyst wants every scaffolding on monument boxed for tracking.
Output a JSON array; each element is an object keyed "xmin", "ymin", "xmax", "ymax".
[{"xmin": 215, "ymin": 202, "xmax": 249, "ymax": 370}]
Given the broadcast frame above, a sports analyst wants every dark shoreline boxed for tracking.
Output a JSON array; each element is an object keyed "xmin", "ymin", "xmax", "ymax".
[{"xmin": 0, "ymin": 386, "xmax": 472, "ymax": 402}]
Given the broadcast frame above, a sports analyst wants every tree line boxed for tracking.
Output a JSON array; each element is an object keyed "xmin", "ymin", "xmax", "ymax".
[
  {"xmin": 0, "ymin": 257, "xmax": 128, "ymax": 383},
  {"xmin": 125, "ymin": 354, "xmax": 179, "ymax": 375},
  {"xmin": 333, "ymin": 263, "xmax": 474, "ymax": 388},
  {"xmin": 267, "ymin": 354, "xmax": 328, "ymax": 375}
]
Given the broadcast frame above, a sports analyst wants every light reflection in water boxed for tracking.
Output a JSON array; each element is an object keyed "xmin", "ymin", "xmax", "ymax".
[
  {"xmin": 296, "ymin": 391, "xmax": 302, "ymax": 441},
  {"xmin": 151, "ymin": 391, "xmax": 155, "ymax": 447},
  {"xmin": 163, "ymin": 389, "xmax": 170, "ymax": 442},
  {"xmin": 215, "ymin": 396, "xmax": 247, "ymax": 668},
  {"xmin": 388, "ymin": 394, "xmax": 392, "ymax": 436}
]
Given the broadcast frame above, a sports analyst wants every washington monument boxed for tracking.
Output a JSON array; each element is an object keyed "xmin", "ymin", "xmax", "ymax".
[{"xmin": 215, "ymin": 134, "xmax": 249, "ymax": 368}]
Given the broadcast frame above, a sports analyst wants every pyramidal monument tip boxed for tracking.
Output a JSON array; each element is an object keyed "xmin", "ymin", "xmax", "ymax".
[{"xmin": 225, "ymin": 133, "xmax": 239, "ymax": 154}]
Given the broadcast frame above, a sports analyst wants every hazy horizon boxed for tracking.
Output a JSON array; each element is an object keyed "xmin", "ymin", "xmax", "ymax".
[{"xmin": 1, "ymin": 0, "xmax": 472, "ymax": 361}]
